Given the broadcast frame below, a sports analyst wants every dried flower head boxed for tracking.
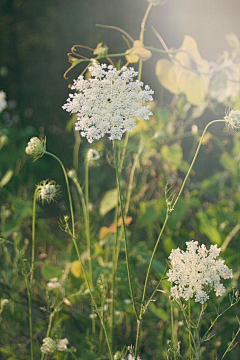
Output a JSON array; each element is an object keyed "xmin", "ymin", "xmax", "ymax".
[
  {"xmin": 25, "ymin": 137, "xmax": 46, "ymax": 161},
  {"xmin": 224, "ymin": 109, "xmax": 240, "ymax": 130},
  {"xmin": 36, "ymin": 179, "xmax": 61, "ymax": 204},
  {"xmin": 167, "ymin": 241, "xmax": 233, "ymax": 304},
  {"xmin": 0, "ymin": 91, "xmax": 7, "ymax": 113},
  {"xmin": 63, "ymin": 63, "xmax": 154, "ymax": 143},
  {"xmin": 40, "ymin": 337, "xmax": 57, "ymax": 354}
]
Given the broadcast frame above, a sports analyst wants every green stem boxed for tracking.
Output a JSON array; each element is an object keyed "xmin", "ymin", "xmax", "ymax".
[
  {"xmin": 44, "ymin": 151, "xmax": 113, "ymax": 360},
  {"xmin": 172, "ymin": 120, "xmax": 225, "ymax": 209},
  {"xmin": 171, "ymin": 300, "xmax": 177, "ymax": 360},
  {"xmin": 110, "ymin": 201, "xmax": 119, "ymax": 349},
  {"xmin": 28, "ymin": 190, "xmax": 37, "ymax": 360},
  {"xmin": 85, "ymin": 157, "xmax": 95, "ymax": 333},
  {"xmin": 113, "ymin": 140, "xmax": 139, "ymax": 320},
  {"xmin": 138, "ymin": 2, "xmax": 153, "ymax": 81},
  {"xmin": 134, "ymin": 119, "xmax": 226, "ymax": 357},
  {"xmin": 188, "ymin": 299, "xmax": 192, "ymax": 360}
]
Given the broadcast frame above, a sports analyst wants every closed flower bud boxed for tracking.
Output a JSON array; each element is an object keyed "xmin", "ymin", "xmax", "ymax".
[
  {"xmin": 40, "ymin": 337, "xmax": 57, "ymax": 354},
  {"xmin": 25, "ymin": 137, "xmax": 46, "ymax": 161}
]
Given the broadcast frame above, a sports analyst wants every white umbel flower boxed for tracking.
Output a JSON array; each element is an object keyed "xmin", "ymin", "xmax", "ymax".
[
  {"xmin": 47, "ymin": 277, "xmax": 61, "ymax": 290},
  {"xmin": 25, "ymin": 137, "xmax": 46, "ymax": 161},
  {"xmin": 36, "ymin": 179, "xmax": 61, "ymax": 204},
  {"xmin": 40, "ymin": 337, "xmax": 57, "ymax": 354},
  {"xmin": 167, "ymin": 241, "xmax": 233, "ymax": 304},
  {"xmin": 224, "ymin": 109, "xmax": 240, "ymax": 130},
  {"xmin": 63, "ymin": 63, "xmax": 154, "ymax": 143},
  {"xmin": 0, "ymin": 91, "xmax": 7, "ymax": 113}
]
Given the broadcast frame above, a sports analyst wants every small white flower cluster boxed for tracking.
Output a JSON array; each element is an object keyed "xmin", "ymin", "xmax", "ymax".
[
  {"xmin": 63, "ymin": 63, "xmax": 154, "ymax": 143},
  {"xmin": 47, "ymin": 277, "xmax": 61, "ymax": 290},
  {"xmin": 25, "ymin": 137, "xmax": 46, "ymax": 161},
  {"xmin": 57, "ymin": 338, "xmax": 69, "ymax": 351},
  {"xmin": 0, "ymin": 91, "xmax": 7, "ymax": 113},
  {"xmin": 87, "ymin": 148, "xmax": 100, "ymax": 162},
  {"xmin": 41, "ymin": 337, "xmax": 69, "ymax": 354},
  {"xmin": 36, "ymin": 179, "xmax": 60, "ymax": 204},
  {"xmin": 224, "ymin": 109, "xmax": 240, "ymax": 130},
  {"xmin": 167, "ymin": 241, "xmax": 233, "ymax": 304}
]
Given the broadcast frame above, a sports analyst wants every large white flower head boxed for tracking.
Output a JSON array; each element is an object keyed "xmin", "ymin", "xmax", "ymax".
[
  {"xmin": 224, "ymin": 109, "xmax": 240, "ymax": 130},
  {"xmin": 167, "ymin": 241, "xmax": 233, "ymax": 304},
  {"xmin": 62, "ymin": 63, "xmax": 154, "ymax": 143},
  {"xmin": 0, "ymin": 91, "xmax": 7, "ymax": 113}
]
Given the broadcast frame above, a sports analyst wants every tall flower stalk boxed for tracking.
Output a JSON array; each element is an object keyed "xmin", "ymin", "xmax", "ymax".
[{"xmin": 134, "ymin": 119, "xmax": 226, "ymax": 357}]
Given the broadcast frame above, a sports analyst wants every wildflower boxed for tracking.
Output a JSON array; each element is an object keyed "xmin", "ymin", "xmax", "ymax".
[
  {"xmin": 40, "ymin": 337, "xmax": 57, "ymax": 354},
  {"xmin": 63, "ymin": 63, "xmax": 154, "ymax": 143},
  {"xmin": 224, "ymin": 109, "xmax": 240, "ymax": 130},
  {"xmin": 0, "ymin": 91, "xmax": 7, "ymax": 113},
  {"xmin": 57, "ymin": 338, "xmax": 69, "ymax": 351},
  {"xmin": 87, "ymin": 148, "xmax": 100, "ymax": 162},
  {"xmin": 89, "ymin": 313, "xmax": 97, "ymax": 319},
  {"xmin": 167, "ymin": 241, "xmax": 233, "ymax": 304},
  {"xmin": 36, "ymin": 179, "xmax": 61, "ymax": 204},
  {"xmin": 47, "ymin": 277, "xmax": 61, "ymax": 290},
  {"xmin": 25, "ymin": 137, "xmax": 46, "ymax": 161},
  {"xmin": 121, "ymin": 355, "xmax": 141, "ymax": 360}
]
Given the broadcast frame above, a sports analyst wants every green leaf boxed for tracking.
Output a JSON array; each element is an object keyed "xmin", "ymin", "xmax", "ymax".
[
  {"xmin": 149, "ymin": 303, "xmax": 169, "ymax": 321},
  {"xmin": 160, "ymin": 144, "xmax": 183, "ymax": 170},
  {"xmin": 41, "ymin": 264, "xmax": 62, "ymax": 280},
  {"xmin": 220, "ymin": 152, "xmax": 238, "ymax": 176},
  {"xmin": 197, "ymin": 211, "xmax": 222, "ymax": 245},
  {"xmin": 99, "ymin": 188, "xmax": 118, "ymax": 216}
]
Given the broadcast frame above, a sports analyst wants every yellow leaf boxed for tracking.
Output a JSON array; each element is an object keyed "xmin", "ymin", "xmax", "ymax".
[
  {"xmin": 71, "ymin": 261, "xmax": 82, "ymax": 278},
  {"xmin": 99, "ymin": 226, "xmax": 110, "ymax": 240},
  {"xmin": 125, "ymin": 40, "xmax": 152, "ymax": 63},
  {"xmin": 155, "ymin": 59, "xmax": 182, "ymax": 94},
  {"xmin": 118, "ymin": 216, "xmax": 133, "ymax": 227},
  {"xmin": 156, "ymin": 36, "xmax": 210, "ymax": 105}
]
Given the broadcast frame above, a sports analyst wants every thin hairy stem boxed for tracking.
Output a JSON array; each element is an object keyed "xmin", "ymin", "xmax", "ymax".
[
  {"xmin": 188, "ymin": 299, "xmax": 192, "ymax": 360},
  {"xmin": 85, "ymin": 157, "xmax": 95, "ymax": 333},
  {"xmin": 138, "ymin": 2, "xmax": 153, "ymax": 80},
  {"xmin": 110, "ymin": 200, "xmax": 119, "ymax": 349},
  {"xmin": 171, "ymin": 301, "xmax": 177, "ymax": 360},
  {"xmin": 28, "ymin": 190, "xmax": 37, "ymax": 360},
  {"xmin": 113, "ymin": 140, "xmax": 139, "ymax": 320}
]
